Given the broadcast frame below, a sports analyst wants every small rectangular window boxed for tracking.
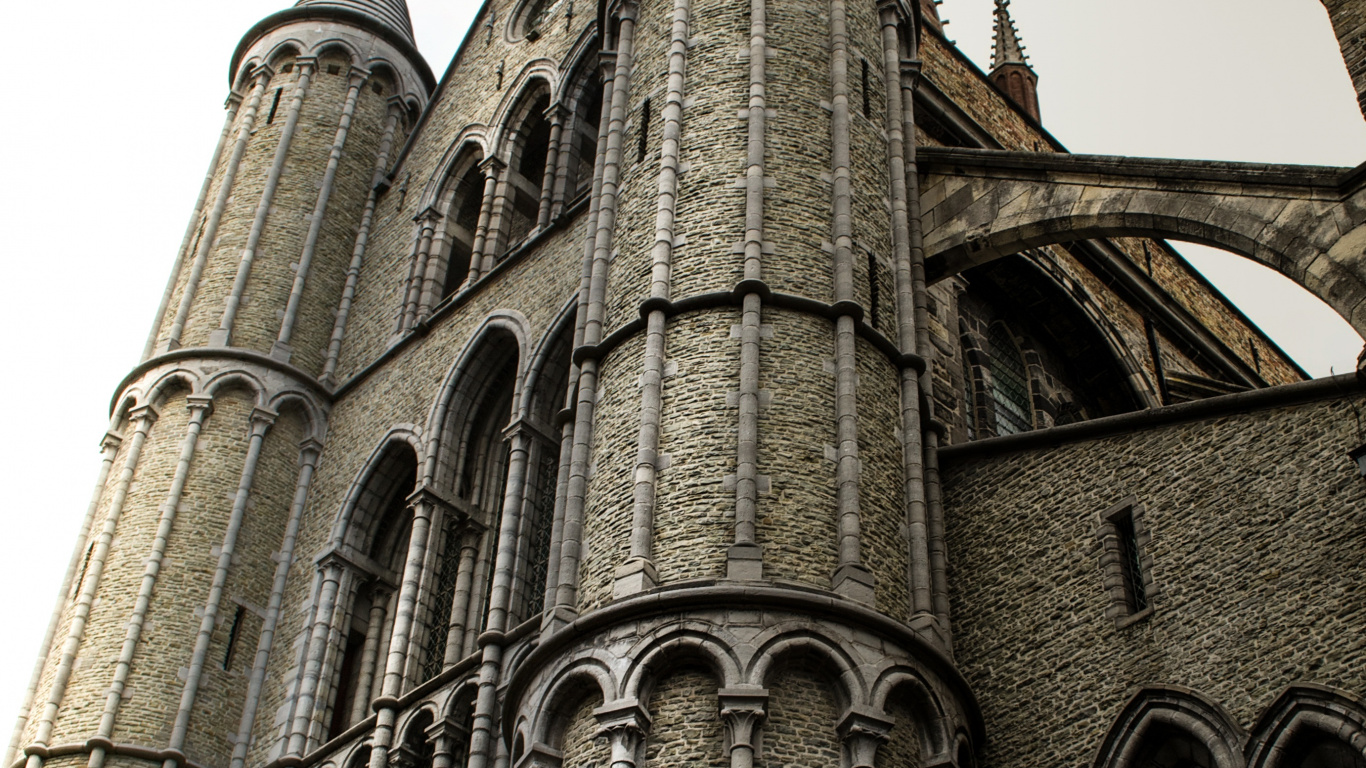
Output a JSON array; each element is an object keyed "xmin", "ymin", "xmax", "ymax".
[
  {"xmin": 1097, "ymin": 498, "xmax": 1155, "ymax": 628},
  {"xmin": 222, "ymin": 604, "xmax": 246, "ymax": 670},
  {"xmin": 637, "ymin": 98, "xmax": 652, "ymax": 162},
  {"xmin": 266, "ymin": 88, "xmax": 283, "ymax": 125},
  {"xmin": 861, "ymin": 59, "xmax": 872, "ymax": 119}
]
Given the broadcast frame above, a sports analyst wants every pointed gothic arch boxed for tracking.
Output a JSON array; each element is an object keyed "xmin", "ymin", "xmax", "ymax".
[
  {"xmin": 1094, "ymin": 687, "xmax": 1245, "ymax": 768},
  {"xmin": 1246, "ymin": 685, "xmax": 1366, "ymax": 768}
]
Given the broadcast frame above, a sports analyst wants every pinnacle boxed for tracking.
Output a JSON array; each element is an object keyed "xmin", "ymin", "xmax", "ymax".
[
  {"xmin": 991, "ymin": 0, "xmax": 1032, "ymax": 72},
  {"xmin": 293, "ymin": 0, "xmax": 417, "ymax": 46}
]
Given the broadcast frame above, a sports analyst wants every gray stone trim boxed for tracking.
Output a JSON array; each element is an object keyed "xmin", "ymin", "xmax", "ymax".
[
  {"xmin": 940, "ymin": 373, "xmax": 1366, "ymax": 462},
  {"xmin": 1093, "ymin": 496, "xmax": 1156, "ymax": 629},
  {"xmin": 144, "ymin": 91, "xmax": 244, "ymax": 362},
  {"xmin": 1245, "ymin": 684, "xmax": 1366, "ymax": 768},
  {"xmin": 275, "ymin": 67, "xmax": 372, "ymax": 361},
  {"xmin": 215, "ymin": 59, "xmax": 316, "ymax": 347},
  {"xmin": 1093, "ymin": 686, "xmax": 1245, "ymax": 768},
  {"xmin": 87, "ymin": 397, "xmax": 213, "ymax": 768},
  {"xmin": 166, "ymin": 67, "xmax": 272, "ymax": 351}
]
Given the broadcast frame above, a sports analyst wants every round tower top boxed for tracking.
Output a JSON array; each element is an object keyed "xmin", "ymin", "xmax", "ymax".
[{"xmin": 231, "ymin": 0, "xmax": 435, "ymax": 93}]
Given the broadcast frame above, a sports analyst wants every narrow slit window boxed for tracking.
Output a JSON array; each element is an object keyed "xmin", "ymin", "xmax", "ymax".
[
  {"xmin": 1114, "ymin": 510, "xmax": 1147, "ymax": 612},
  {"xmin": 222, "ymin": 604, "xmax": 246, "ymax": 670},
  {"xmin": 266, "ymin": 88, "xmax": 283, "ymax": 125},
  {"xmin": 637, "ymin": 98, "xmax": 652, "ymax": 162},
  {"xmin": 867, "ymin": 249, "xmax": 880, "ymax": 330},
  {"xmin": 861, "ymin": 59, "xmax": 871, "ymax": 119}
]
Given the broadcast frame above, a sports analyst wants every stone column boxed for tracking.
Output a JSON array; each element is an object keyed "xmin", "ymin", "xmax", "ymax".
[
  {"xmin": 347, "ymin": 584, "xmax": 392, "ymax": 726},
  {"xmin": 551, "ymin": 2, "xmax": 638, "ymax": 628},
  {"xmin": 6, "ymin": 430, "xmax": 122, "ymax": 768},
  {"xmin": 537, "ymin": 105, "xmax": 569, "ymax": 228},
  {"xmin": 229, "ymin": 438, "xmax": 322, "ymax": 768},
  {"xmin": 595, "ymin": 704, "xmax": 649, "ymax": 768},
  {"xmin": 443, "ymin": 537, "xmax": 480, "ymax": 668},
  {"xmin": 826, "ymin": 0, "xmax": 874, "ymax": 605},
  {"xmin": 402, "ymin": 208, "xmax": 441, "ymax": 332},
  {"xmin": 214, "ymin": 58, "xmax": 316, "ymax": 346},
  {"xmin": 322, "ymin": 98, "xmax": 404, "ymax": 385},
  {"xmin": 22, "ymin": 407, "xmax": 155, "ymax": 768},
  {"xmin": 429, "ymin": 716, "xmax": 470, "ymax": 768},
  {"xmin": 837, "ymin": 708, "xmax": 892, "ymax": 768},
  {"xmin": 286, "ymin": 555, "xmax": 349, "ymax": 758},
  {"xmin": 477, "ymin": 159, "xmax": 513, "ymax": 277},
  {"xmin": 165, "ymin": 408, "xmax": 275, "ymax": 768},
  {"xmin": 719, "ymin": 689, "xmax": 767, "ymax": 768},
  {"xmin": 274, "ymin": 66, "xmax": 370, "ymax": 361},
  {"xmin": 465, "ymin": 158, "xmax": 505, "ymax": 286},
  {"xmin": 145, "ymin": 90, "xmax": 244, "ymax": 361},
  {"xmin": 167, "ymin": 68, "xmax": 272, "ymax": 350},
  {"xmin": 89, "ymin": 396, "xmax": 213, "ymax": 768},
  {"xmin": 368, "ymin": 489, "xmax": 437, "ymax": 768}
]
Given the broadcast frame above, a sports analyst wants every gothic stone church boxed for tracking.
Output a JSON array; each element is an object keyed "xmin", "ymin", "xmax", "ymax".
[{"xmin": 9, "ymin": 0, "xmax": 1366, "ymax": 766}]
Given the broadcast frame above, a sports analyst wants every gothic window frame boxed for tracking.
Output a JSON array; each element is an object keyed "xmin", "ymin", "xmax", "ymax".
[
  {"xmin": 1095, "ymin": 496, "xmax": 1156, "ymax": 629},
  {"xmin": 432, "ymin": 149, "xmax": 488, "ymax": 304},
  {"xmin": 985, "ymin": 320, "xmax": 1035, "ymax": 436},
  {"xmin": 493, "ymin": 84, "xmax": 555, "ymax": 258}
]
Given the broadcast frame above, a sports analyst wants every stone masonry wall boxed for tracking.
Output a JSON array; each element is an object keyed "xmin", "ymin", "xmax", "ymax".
[
  {"xmin": 760, "ymin": 663, "xmax": 842, "ymax": 768},
  {"xmin": 644, "ymin": 668, "xmax": 726, "ymax": 768},
  {"xmin": 943, "ymin": 393, "xmax": 1366, "ymax": 766}
]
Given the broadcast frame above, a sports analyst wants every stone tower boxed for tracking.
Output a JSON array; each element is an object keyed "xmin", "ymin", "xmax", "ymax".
[{"xmin": 11, "ymin": 0, "xmax": 1366, "ymax": 767}]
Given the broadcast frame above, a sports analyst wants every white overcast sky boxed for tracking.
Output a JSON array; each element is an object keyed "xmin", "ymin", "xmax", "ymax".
[{"xmin": 0, "ymin": 0, "xmax": 1362, "ymax": 750}]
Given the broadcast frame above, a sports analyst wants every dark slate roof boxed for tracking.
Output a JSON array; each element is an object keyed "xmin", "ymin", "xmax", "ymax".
[{"xmin": 293, "ymin": 0, "xmax": 417, "ymax": 47}]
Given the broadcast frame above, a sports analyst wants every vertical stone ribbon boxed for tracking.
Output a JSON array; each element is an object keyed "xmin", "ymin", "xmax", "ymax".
[
  {"xmin": 167, "ymin": 69, "xmax": 272, "ymax": 349},
  {"xmin": 215, "ymin": 60, "xmax": 315, "ymax": 346},
  {"xmin": 730, "ymin": 0, "xmax": 769, "ymax": 580},
  {"xmin": 23, "ymin": 407, "xmax": 156, "ymax": 768},
  {"xmin": 541, "ymin": 65, "xmax": 616, "ymax": 631},
  {"xmin": 145, "ymin": 91, "xmax": 244, "ymax": 361},
  {"xmin": 551, "ymin": 2, "xmax": 638, "ymax": 625},
  {"xmin": 465, "ymin": 158, "xmax": 505, "ymax": 286},
  {"xmin": 228, "ymin": 438, "xmax": 322, "ymax": 768},
  {"xmin": 87, "ymin": 396, "xmax": 213, "ymax": 768},
  {"xmin": 322, "ymin": 101, "xmax": 404, "ymax": 386},
  {"xmin": 275, "ymin": 68, "xmax": 370, "ymax": 360},
  {"xmin": 827, "ymin": 0, "xmax": 873, "ymax": 603},
  {"xmin": 164, "ymin": 409, "xmax": 275, "ymax": 768},
  {"xmin": 7, "ymin": 429, "xmax": 123, "ymax": 768},
  {"xmin": 876, "ymin": 1, "xmax": 932, "ymax": 630},
  {"xmin": 618, "ymin": 0, "xmax": 692, "ymax": 598}
]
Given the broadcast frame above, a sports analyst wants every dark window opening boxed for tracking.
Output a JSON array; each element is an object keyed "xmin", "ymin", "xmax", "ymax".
[
  {"xmin": 327, "ymin": 629, "xmax": 366, "ymax": 739},
  {"xmin": 570, "ymin": 73, "xmax": 604, "ymax": 198},
  {"xmin": 442, "ymin": 165, "xmax": 486, "ymax": 299},
  {"xmin": 861, "ymin": 59, "xmax": 871, "ymax": 119},
  {"xmin": 522, "ymin": 449, "xmax": 560, "ymax": 620},
  {"xmin": 222, "ymin": 604, "xmax": 246, "ymax": 670},
  {"xmin": 637, "ymin": 98, "xmax": 652, "ymax": 162},
  {"xmin": 327, "ymin": 64, "xmax": 341, "ymax": 76},
  {"xmin": 420, "ymin": 516, "xmax": 462, "ymax": 682},
  {"xmin": 503, "ymin": 96, "xmax": 552, "ymax": 253},
  {"xmin": 1114, "ymin": 509, "xmax": 1147, "ymax": 613},
  {"xmin": 987, "ymin": 322, "xmax": 1033, "ymax": 435},
  {"xmin": 867, "ymin": 250, "xmax": 880, "ymax": 330},
  {"xmin": 266, "ymin": 88, "xmax": 283, "ymax": 125}
]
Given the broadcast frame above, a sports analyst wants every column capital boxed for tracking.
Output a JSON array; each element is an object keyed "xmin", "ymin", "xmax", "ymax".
[
  {"xmin": 225, "ymin": 90, "xmax": 245, "ymax": 109},
  {"xmin": 595, "ymin": 700, "xmax": 650, "ymax": 763},
  {"xmin": 612, "ymin": 0, "xmax": 639, "ymax": 22},
  {"xmin": 298, "ymin": 437, "xmax": 325, "ymax": 462},
  {"xmin": 348, "ymin": 66, "xmax": 372, "ymax": 88},
  {"xmin": 414, "ymin": 205, "xmax": 442, "ymax": 225},
  {"xmin": 718, "ymin": 688, "xmax": 768, "ymax": 750},
  {"xmin": 426, "ymin": 715, "xmax": 471, "ymax": 755},
  {"xmin": 479, "ymin": 156, "xmax": 507, "ymax": 176},
  {"xmin": 293, "ymin": 56, "xmax": 319, "ymax": 74},
  {"xmin": 185, "ymin": 395, "xmax": 215, "ymax": 418},
  {"xmin": 251, "ymin": 63, "xmax": 277, "ymax": 84},
  {"xmin": 407, "ymin": 484, "xmax": 463, "ymax": 522},
  {"xmin": 900, "ymin": 58, "xmax": 923, "ymax": 88},
  {"xmin": 513, "ymin": 743, "xmax": 563, "ymax": 768},
  {"xmin": 129, "ymin": 404, "xmax": 160, "ymax": 426},
  {"xmin": 543, "ymin": 102, "xmax": 571, "ymax": 123},
  {"xmin": 837, "ymin": 706, "xmax": 893, "ymax": 768},
  {"xmin": 598, "ymin": 50, "xmax": 619, "ymax": 78},
  {"xmin": 101, "ymin": 431, "xmax": 125, "ymax": 452},
  {"xmin": 250, "ymin": 406, "xmax": 279, "ymax": 429}
]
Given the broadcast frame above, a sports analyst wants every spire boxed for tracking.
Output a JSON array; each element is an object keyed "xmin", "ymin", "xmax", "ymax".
[
  {"xmin": 989, "ymin": 0, "xmax": 1041, "ymax": 123},
  {"xmin": 990, "ymin": 0, "xmax": 1029, "ymax": 70},
  {"xmin": 294, "ymin": 0, "xmax": 417, "ymax": 47}
]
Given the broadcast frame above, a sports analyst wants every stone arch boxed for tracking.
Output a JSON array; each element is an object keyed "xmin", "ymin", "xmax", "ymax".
[
  {"xmin": 267, "ymin": 390, "xmax": 326, "ymax": 443},
  {"xmin": 555, "ymin": 31, "xmax": 606, "ymax": 203},
  {"xmin": 621, "ymin": 624, "xmax": 745, "ymax": 699},
  {"xmin": 919, "ymin": 148, "xmax": 1366, "ymax": 334},
  {"xmin": 143, "ymin": 369, "xmax": 201, "ymax": 407},
  {"xmin": 423, "ymin": 312, "xmax": 530, "ymax": 488},
  {"xmin": 1246, "ymin": 685, "xmax": 1366, "ymax": 768},
  {"xmin": 201, "ymin": 369, "xmax": 269, "ymax": 406},
  {"xmin": 494, "ymin": 77, "xmax": 556, "ymax": 254},
  {"xmin": 747, "ymin": 629, "xmax": 866, "ymax": 711},
  {"xmin": 331, "ymin": 433, "xmax": 423, "ymax": 553},
  {"xmin": 1094, "ymin": 686, "xmax": 1245, "ymax": 768},
  {"xmin": 339, "ymin": 742, "xmax": 371, "ymax": 768},
  {"xmin": 869, "ymin": 667, "xmax": 953, "ymax": 762},
  {"xmin": 394, "ymin": 706, "xmax": 437, "ymax": 768},
  {"xmin": 421, "ymin": 130, "xmax": 492, "ymax": 210},
  {"xmin": 310, "ymin": 38, "xmax": 364, "ymax": 69},
  {"xmin": 429, "ymin": 143, "xmax": 488, "ymax": 302},
  {"xmin": 528, "ymin": 656, "xmax": 616, "ymax": 747}
]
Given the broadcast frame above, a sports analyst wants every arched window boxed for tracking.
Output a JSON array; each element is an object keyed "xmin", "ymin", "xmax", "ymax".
[
  {"xmin": 438, "ymin": 159, "xmax": 487, "ymax": 301},
  {"xmin": 566, "ymin": 69, "xmax": 604, "ymax": 201},
  {"xmin": 500, "ymin": 92, "xmax": 552, "ymax": 255},
  {"xmin": 985, "ymin": 321, "xmax": 1033, "ymax": 435}
]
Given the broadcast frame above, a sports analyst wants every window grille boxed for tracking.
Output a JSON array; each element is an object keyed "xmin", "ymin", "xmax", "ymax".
[
  {"xmin": 987, "ymin": 322, "xmax": 1032, "ymax": 435},
  {"xmin": 523, "ymin": 450, "xmax": 559, "ymax": 619},
  {"xmin": 420, "ymin": 516, "xmax": 461, "ymax": 681},
  {"xmin": 1114, "ymin": 510, "xmax": 1147, "ymax": 612}
]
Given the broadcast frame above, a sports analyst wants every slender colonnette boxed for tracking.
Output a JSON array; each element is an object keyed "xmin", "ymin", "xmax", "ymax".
[
  {"xmin": 729, "ymin": 0, "xmax": 769, "ymax": 580},
  {"xmin": 617, "ymin": 0, "xmax": 693, "ymax": 597},
  {"xmin": 826, "ymin": 0, "xmax": 874, "ymax": 603},
  {"xmin": 275, "ymin": 68, "xmax": 371, "ymax": 360},
  {"xmin": 215, "ymin": 60, "xmax": 316, "ymax": 346},
  {"xmin": 167, "ymin": 69, "xmax": 272, "ymax": 349}
]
